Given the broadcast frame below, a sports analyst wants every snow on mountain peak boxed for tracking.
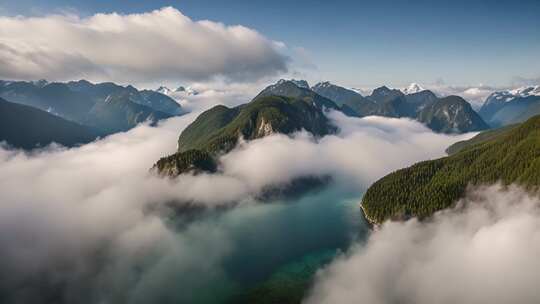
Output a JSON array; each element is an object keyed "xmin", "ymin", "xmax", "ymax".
[
  {"xmin": 156, "ymin": 86, "xmax": 171, "ymax": 95},
  {"xmin": 485, "ymin": 85, "xmax": 540, "ymax": 105},
  {"xmin": 509, "ymin": 85, "xmax": 540, "ymax": 97},
  {"xmin": 402, "ymin": 83, "xmax": 425, "ymax": 95}
]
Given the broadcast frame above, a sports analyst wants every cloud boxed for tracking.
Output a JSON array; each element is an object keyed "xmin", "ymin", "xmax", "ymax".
[
  {"xmin": 424, "ymin": 84, "xmax": 498, "ymax": 110},
  {"xmin": 511, "ymin": 75, "xmax": 540, "ymax": 87},
  {"xmin": 0, "ymin": 7, "xmax": 289, "ymax": 84},
  {"xmin": 305, "ymin": 184, "xmax": 540, "ymax": 304},
  {"xmin": 0, "ymin": 92, "xmax": 474, "ymax": 303},
  {"xmin": 222, "ymin": 112, "xmax": 473, "ymax": 192}
]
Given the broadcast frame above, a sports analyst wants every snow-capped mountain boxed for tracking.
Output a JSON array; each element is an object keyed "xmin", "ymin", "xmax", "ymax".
[
  {"xmin": 175, "ymin": 86, "xmax": 199, "ymax": 96},
  {"xmin": 484, "ymin": 85, "xmax": 540, "ymax": 105},
  {"xmin": 479, "ymin": 85, "xmax": 540, "ymax": 127},
  {"xmin": 156, "ymin": 86, "xmax": 172, "ymax": 95},
  {"xmin": 401, "ymin": 83, "xmax": 425, "ymax": 95},
  {"xmin": 157, "ymin": 85, "xmax": 200, "ymax": 96}
]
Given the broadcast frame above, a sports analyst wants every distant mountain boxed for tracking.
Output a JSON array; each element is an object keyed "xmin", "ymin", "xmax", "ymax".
[
  {"xmin": 154, "ymin": 94, "xmax": 336, "ymax": 177},
  {"xmin": 479, "ymin": 86, "xmax": 540, "ymax": 127},
  {"xmin": 263, "ymin": 80, "xmax": 486, "ymax": 133},
  {"xmin": 86, "ymin": 91, "xmax": 172, "ymax": 134},
  {"xmin": 404, "ymin": 90, "xmax": 438, "ymax": 110},
  {"xmin": 361, "ymin": 114, "xmax": 540, "ymax": 224},
  {"xmin": 311, "ymin": 81, "xmax": 379, "ymax": 118},
  {"xmin": 0, "ymin": 81, "xmax": 95, "ymax": 122},
  {"xmin": 289, "ymin": 79, "xmax": 310, "ymax": 89},
  {"xmin": 0, "ymin": 79, "xmax": 183, "ymax": 135},
  {"xmin": 311, "ymin": 81, "xmax": 369, "ymax": 106},
  {"xmin": 255, "ymin": 79, "xmax": 340, "ymax": 111},
  {"xmin": 368, "ymin": 86, "xmax": 405, "ymax": 104},
  {"xmin": 0, "ymin": 97, "xmax": 100, "ymax": 149},
  {"xmin": 156, "ymin": 86, "xmax": 172, "ymax": 95},
  {"xmin": 174, "ymin": 86, "xmax": 199, "ymax": 95},
  {"xmin": 416, "ymin": 96, "xmax": 489, "ymax": 133},
  {"xmin": 138, "ymin": 90, "xmax": 184, "ymax": 115},
  {"xmin": 401, "ymin": 83, "xmax": 425, "ymax": 95}
]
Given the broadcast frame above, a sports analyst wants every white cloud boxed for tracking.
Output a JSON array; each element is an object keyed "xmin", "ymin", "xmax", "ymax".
[
  {"xmin": 428, "ymin": 84, "xmax": 498, "ymax": 109},
  {"xmin": 305, "ymin": 184, "xmax": 540, "ymax": 304},
  {"xmin": 0, "ymin": 92, "xmax": 474, "ymax": 303},
  {"xmin": 0, "ymin": 7, "xmax": 288, "ymax": 84}
]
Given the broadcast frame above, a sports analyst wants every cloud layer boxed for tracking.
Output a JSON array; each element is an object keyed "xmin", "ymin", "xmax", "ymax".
[
  {"xmin": 0, "ymin": 7, "xmax": 288, "ymax": 84},
  {"xmin": 0, "ymin": 90, "xmax": 474, "ymax": 303},
  {"xmin": 306, "ymin": 184, "xmax": 540, "ymax": 304}
]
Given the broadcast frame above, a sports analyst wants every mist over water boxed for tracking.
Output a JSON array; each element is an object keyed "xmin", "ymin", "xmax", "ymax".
[
  {"xmin": 161, "ymin": 186, "xmax": 368, "ymax": 303},
  {"xmin": 0, "ymin": 90, "xmax": 473, "ymax": 303}
]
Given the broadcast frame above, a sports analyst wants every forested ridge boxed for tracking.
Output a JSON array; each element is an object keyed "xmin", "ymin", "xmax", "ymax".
[
  {"xmin": 362, "ymin": 114, "xmax": 540, "ymax": 224},
  {"xmin": 154, "ymin": 95, "xmax": 335, "ymax": 177}
]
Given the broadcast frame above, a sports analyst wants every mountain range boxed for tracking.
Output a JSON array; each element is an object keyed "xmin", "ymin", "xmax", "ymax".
[
  {"xmin": 156, "ymin": 85, "xmax": 199, "ymax": 96},
  {"xmin": 311, "ymin": 81, "xmax": 487, "ymax": 133},
  {"xmin": 0, "ymin": 79, "xmax": 184, "ymax": 141},
  {"xmin": 478, "ymin": 86, "xmax": 540, "ymax": 127},
  {"xmin": 153, "ymin": 79, "xmax": 489, "ymax": 178}
]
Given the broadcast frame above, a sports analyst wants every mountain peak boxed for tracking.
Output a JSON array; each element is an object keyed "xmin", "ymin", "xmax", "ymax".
[
  {"xmin": 156, "ymin": 86, "xmax": 172, "ymax": 95},
  {"xmin": 277, "ymin": 79, "xmax": 310, "ymax": 89},
  {"xmin": 484, "ymin": 85, "xmax": 540, "ymax": 106},
  {"xmin": 32, "ymin": 79, "xmax": 49, "ymax": 88},
  {"xmin": 402, "ymin": 83, "xmax": 425, "ymax": 95},
  {"xmin": 312, "ymin": 81, "xmax": 332, "ymax": 89}
]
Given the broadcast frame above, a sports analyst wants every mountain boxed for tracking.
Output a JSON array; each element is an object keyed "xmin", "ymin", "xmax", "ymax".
[
  {"xmin": 156, "ymin": 86, "xmax": 172, "ymax": 95},
  {"xmin": 361, "ymin": 114, "xmax": 540, "ymax": 224},
  {"xmin": 86, "ymin": 91, "xmax": 172, "ymax": 134},
  {"xmin": 138, "ymin": 90, "xmax": 184, "ymax": 115},
  {"xmin": 298, "ymin": 80, "xmax": 486, "ymax": 133},
  {"xmin": 479, "ymin": 86, "xmax": 540, "ymax": 127},
  {"xmin": 416, "ymin": 96, "xmax": 489, "ymax": 133},
  {"xmin": 0, "ymin": 97, "xmax": 100, "ymax": 149},
  {"xmin": 255, "ymin": 79, "xmax": 340, "ymax": 111},
  {"xmin": 66, "ymin": 80, "xmax": 183, "ymax": 116},
  {"xmin": 368, "ymin": 86, "xmax": 405, "ymax": 104},
  {"xmin": 401, "ymin": 83, "xmax": 425, "ymax": 95},
  {"xmin": 289, "ymin": 79, "xmax": 310, "ymax": 89},
  {"xmin": 0, "ymin": 81, "xmax": 95, "ymax": 122},
  {"xmin": 403, "ymin": 90, "xmax": 438, "ymax": 111},
  {"xmin": 175, "ymin": 86, "xmax": 199, "ymax": 95},
  {"xmin": 311, "ymin": 82, "xmax": 358, "ymax": 106},
  {"xmin": 153, "ymin": 94, "xmax": 336, "ymax": 177},
  {"xmin": 0, "ymin": 79, "xmax": 183, "ymax": 134},
  {"xmin": 445, "ymin": 124, "xmax": 518, "ymax": 155}
]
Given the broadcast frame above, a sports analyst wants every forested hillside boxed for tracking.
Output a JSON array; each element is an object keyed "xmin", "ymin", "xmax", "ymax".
[{"xmin": 362, "ymin": 114, "xmax": 540, "ymax": 224}]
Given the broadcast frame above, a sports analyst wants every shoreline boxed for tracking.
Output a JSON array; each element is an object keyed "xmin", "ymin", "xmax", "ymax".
[{"xmin": 359, "ymin": 201, "xmax": 380, "ymax": 230}]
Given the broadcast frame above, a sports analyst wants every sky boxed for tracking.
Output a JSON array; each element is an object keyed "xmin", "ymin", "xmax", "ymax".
[{"xmin": 1, "ymin": 0, "xmax": 539, "ymax": 88}]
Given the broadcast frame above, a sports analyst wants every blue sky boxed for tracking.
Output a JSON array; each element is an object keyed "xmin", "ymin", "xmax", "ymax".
[{"xmin": 2, "ymin": 0, "xmax": 540, "ymax": 87}]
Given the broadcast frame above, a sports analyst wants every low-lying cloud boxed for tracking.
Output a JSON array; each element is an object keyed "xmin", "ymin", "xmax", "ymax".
[
  {"xmin": 0, "ymin": 7, "xmax": 288, "ymax": 84},
  {"xmin": 0, "ymin": 93, "xmax": 474, "ymax": 303},
  {"xmin": 305, "ymin": 184, "xmax": 540, "ymax": 304}
]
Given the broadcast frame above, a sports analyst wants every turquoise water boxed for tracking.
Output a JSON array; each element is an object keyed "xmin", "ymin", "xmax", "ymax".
[{"xmin": 166, "ymin": 186, "xmax": 369, "ymax": 303}]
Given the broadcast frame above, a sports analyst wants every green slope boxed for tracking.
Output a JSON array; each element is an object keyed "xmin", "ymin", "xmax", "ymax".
[
  {"xmin": 446, "ymin": 124, "xmax": 518, "ymax": 155},
  {"xmin": 154, "ymin": 95, "xmax": 336, "ymax": 177},
  {"xmin": 362, "ymin": 114, "xmax": 540, "ymax": 224}
]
